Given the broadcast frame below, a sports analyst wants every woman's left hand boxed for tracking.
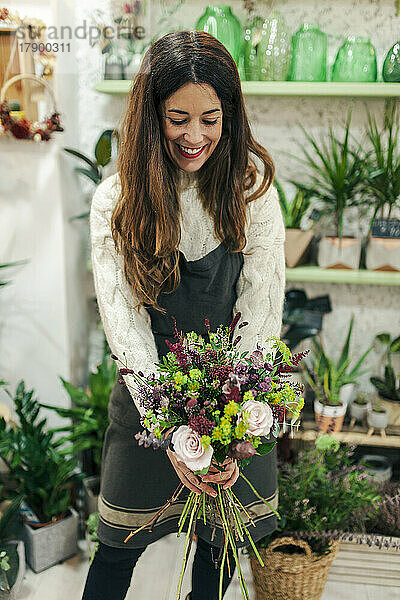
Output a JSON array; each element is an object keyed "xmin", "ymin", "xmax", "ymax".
[{"xmin": 201, "ymin": 457, "xmax": 239, "ymax": 490}]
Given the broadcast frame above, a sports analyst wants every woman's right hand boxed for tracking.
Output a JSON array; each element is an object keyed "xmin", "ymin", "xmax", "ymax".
[{"xmin": 166, "ymin": 448, "xmax": 217, "ymax": 498}]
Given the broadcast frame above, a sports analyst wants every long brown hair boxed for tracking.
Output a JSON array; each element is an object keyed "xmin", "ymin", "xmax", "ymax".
[{"xmin": 112, "ymin": 30, "xmax": 275, "ymax": 314}]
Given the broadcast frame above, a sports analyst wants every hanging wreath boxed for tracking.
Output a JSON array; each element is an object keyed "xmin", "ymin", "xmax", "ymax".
[{"xmin": 0, "ymin": 74, "xmax": 63, "ymax": 142}]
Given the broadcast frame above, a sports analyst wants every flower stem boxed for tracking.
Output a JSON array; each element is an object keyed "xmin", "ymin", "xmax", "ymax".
[
  {"xmin": 176, "ymin": 495, "xmax": 200, "ymax": 600},
  {"xmin": 239, "ymin": 472, "xmax": 280, "ymax": 519}
]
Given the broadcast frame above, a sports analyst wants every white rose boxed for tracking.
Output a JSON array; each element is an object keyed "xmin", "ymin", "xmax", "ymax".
[
  {"xmin": 241, "ymin": 399, "xmax": 274, "ymax": 437},
  {"xmin": 172, "ymin": 425, "xmax": 213, "ymax": 472}
]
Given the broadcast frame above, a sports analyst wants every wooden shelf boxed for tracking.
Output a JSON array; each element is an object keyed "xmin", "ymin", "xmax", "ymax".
[
  {"xmin": 286, "ymin": 266, "xmax": 400, "ymax": 286},
  {"xmin": 95, "ymin": 80, "xmax": 400, "ymax": 97},
  {"xmin": 291, "ymin": 420, "xmax": 400, "ymax": 448}
]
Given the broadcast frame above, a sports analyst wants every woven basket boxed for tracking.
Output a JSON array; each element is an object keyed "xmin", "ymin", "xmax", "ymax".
[
  {"xmin": 0, "ymin": 73, "xmax": 61, "ymax": 140},
  {"xmin": 249, "ymin": 536, "xmax": 340, "ymax": 600}
]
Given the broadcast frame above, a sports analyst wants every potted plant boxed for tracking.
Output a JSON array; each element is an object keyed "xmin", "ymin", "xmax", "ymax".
[
  {"xmin": 40, "ymin": 354, "xmax": 117, "ymax": 515},
  {"xmin": 349, "ymin": 392, "xmax": 370, "ymax": 427},
  {"xmin": 0, "ymin": 494, "xmax": 24, "ymax": 600},
  {"xmin": 363, "ymin": 102, "xmax": 400, "ymax": 271},
  {"xmin": 0, "ymin": 381, "xmax": 83, "ymax": 573},
  {"xmin": 301, "ymin": 316, "xmax": 373, "ymax": 432},
  {"xmin": 290, "ymin": 112, "xmax": 366, "ymax": 269},
  {"xmin": 275, "ymin": 180, "xmax": 314, "ymax": 268},
  {"xmin": 249, "ymin": 435, "xmax": 381, "ymax": 600},
  {"xmin": 369, "ymin": 332, "xmax": 400, "ymax": 425},
  {"xmin": 366, "ymin": 396, "xmax": 389, "ymax": 436}
]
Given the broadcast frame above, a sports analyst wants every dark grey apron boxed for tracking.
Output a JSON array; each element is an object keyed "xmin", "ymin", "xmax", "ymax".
[{"xmin": 97, "ymin": 241, "xmax": 278, "ymax": 549}]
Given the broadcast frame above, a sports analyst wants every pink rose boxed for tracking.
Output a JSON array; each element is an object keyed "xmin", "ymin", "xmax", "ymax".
[
  {"xmin": 172, "ymin": 425, "xmax": 213, "ymax": 471},
  {"xmin": 241, "ymin": 399, "xmax": 273, "ymax": 437}
]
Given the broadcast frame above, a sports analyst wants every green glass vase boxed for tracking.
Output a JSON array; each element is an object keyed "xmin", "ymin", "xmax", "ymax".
[
  {"xmin": 257, "ymin": 10, "xmax": 292, "ymax": 81},
  {"xmin": 195, "ymin": 5, "xmax": 243, "ymax": 67},
  {"xmin": 332, "ymin": 37, "xmax": 377, "ymax": 82},
  {"xmin": 242, "ymin": 15, "xmax": 263, "ymax": 81},
  {"xmin": 288, "ymin": 23, "xmax": 327, "ymax": 82},
  {"xmin": 383, "ymin": 41, "xmax": 400, "ymax": 82}
]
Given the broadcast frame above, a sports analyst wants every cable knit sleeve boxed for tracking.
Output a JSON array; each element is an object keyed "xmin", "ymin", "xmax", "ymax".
[
  {"xmin": 232, "ymin": 175, "xmax": 286, "ymax": 355},
  {"xmin": 89, "ymin": 174, "xmax": 160, "ymax": 418}
]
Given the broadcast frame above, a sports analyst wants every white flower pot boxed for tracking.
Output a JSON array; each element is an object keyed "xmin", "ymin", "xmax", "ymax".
[
  {"xmin": 314, "ymin": 399, "xmax": 346, "ymax": 432},
  {"xmin": 21, "ymin": 507, "xmax": 79, "ymax": 573},
  {"xmin": 366, "ymin": 237, "xmax": 400, "ymax": 271},
  {"xmin": 339, "ymin": 383, "xmax": 356, "ymax": 406},
  {"xmin": 358, "ymin": 454, "xmax": 392, "ymax": 482},
  {"xmin": 367, "ymin": 408, "xmax": 389, "ymax": 431},
  {"xmin": 317, "ymin": 236, "xmax": 362, "ymax": 269},
  {"xmin": 284, "ymin": 229, "xmax": 314, "ymax": 268},
  {"xmin": 378, "ymin": 398, "xmax": 400, "ymax": 426},
  {"xmin": 350, "ymin": 401, "xmax": 369, "ymax": 422}
]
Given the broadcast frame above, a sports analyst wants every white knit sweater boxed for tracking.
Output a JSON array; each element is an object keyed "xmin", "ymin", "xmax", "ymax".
[{"xmin": 90, "ymin": 169, "xmax": 286, "ymax": 417}]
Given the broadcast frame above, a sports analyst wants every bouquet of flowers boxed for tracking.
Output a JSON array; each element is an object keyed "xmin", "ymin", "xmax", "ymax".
[{"xmin": 111, "ymin": 312, "xmax": 307, "ymax": 600}]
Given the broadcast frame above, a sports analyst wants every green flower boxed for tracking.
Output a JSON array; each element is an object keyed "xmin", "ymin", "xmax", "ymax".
[
  {"xmin": 189, "ymin": 368, "xmax": 202, "ymax": 380},
  {"xmin": 224, "ymin": 400, "xmax": 239, "ymax": 417},
  {"xmin": 243, "ymin": 390, "xmax": 254, "ymax": 402},
  {"xmin": 201, "ymin": 435, "xmax": 211, "ymax": 450},
  {"xmin": 316, "ymin": 434, "xmax": 340, "ymax": 453}
]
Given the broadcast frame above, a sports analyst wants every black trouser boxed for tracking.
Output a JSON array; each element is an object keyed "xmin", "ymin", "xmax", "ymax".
[{"xmin": 81, "ymin": 536, "xmax": 236, "ymax": 600}]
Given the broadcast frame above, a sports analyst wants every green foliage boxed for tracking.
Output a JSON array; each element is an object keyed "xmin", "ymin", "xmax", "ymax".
[
  {"xmin": 257, "ymin": 436, "xmax": 381, "ymax": 554},
  {"xmin": 275, "ymin": 179, "xmax": 312, "ymax": 229},
  {"xmin": 0, "ymin": 493, "xmax": 23, "ymax": 544},
  {"xmin": 64, "ymin": 129, "xmax": 118, "ymax": 186},
  {"xmin": 301, "ymin": 316, "xmax": 372, "ymax": 405},
  {"xmin": 85, "ymin": 512, "xmax": 99, "ymax": 565},
  {"xmin": 40, "ymin": 355, "xmax": 117, "ymax": 474},
  {"xmin": 289, "ymin": 111, "xmax": 366, "ymax": 239},
  {"xmin": 370, "ymin": 332, "xmax": 400, "ymax": 402},
  {"xmin": 0, "ymin": 382, "xmax": 82, "ymax": 523},
  {"xmin": 362, "ymin": 101, "xmax": 400, "ymax": 232}
]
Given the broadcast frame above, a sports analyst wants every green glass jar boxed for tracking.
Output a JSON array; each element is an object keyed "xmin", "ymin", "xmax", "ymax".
[
  {"xmin": 288, "ymin": 23, "xmax": 327, "ymax": 82},
  {"xmin": 242, "ymin": 15, "xmax": 263, "ymax": 81},
  {"xmin": 195, "ymin": 5, "xmax": 243, "ymax": 67},
  {"xmin": 332, "ymin": 37, "xmax": 377, "ymax": 82},
  {"xmin": 257, "ymin": 10, "xmax": 292, "ymax": 81},
  {"xmin": 383, "ymin": 41, "xmax": 400, "ymax": 82}
]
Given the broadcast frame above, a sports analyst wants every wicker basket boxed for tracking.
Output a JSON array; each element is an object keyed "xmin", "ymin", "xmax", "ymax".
[
  {"xmin": 249, "ymin": 536, "xmax": 340, "ymax": 600},
  {"xmin": 0, "ymin": 73, "xmax": 62, "ymax": 141}
]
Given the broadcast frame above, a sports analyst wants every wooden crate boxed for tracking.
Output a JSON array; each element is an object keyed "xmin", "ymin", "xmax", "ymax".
[{"xmin": 329, "ymin": 536, "xmax": 400, "ymax": 587}]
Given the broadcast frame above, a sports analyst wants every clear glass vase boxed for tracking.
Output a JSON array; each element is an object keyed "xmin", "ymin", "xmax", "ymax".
[
  {"xmin": 257, "ymin": 10, "xmax": 292, "ymax": 81},
  {"xmin": 288, "ymin": 23, "xmax": 327, "ymax": 82}
]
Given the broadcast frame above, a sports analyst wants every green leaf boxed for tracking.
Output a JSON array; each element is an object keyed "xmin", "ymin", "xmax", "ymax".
[
  {"xmin": 74, "ymin": 167, "xmax": 102, "ymax": 185},
  {"xmin": 94, "ymin": 130, "xmax": 114, "ymax": 167},
  {"xmin": 389, "ymin": 336, "xmax": 400, "ymax": 354},
  {"xmin": 257, "ymin": 441, "xmax": 277, "ymax": 456},
  {"xmin": 375, "ymin": 333, "xmax": 391, "ymax": 346},
  {"xmin": 63, "ymin": 147, "xmax": 100, "ymax": 174}
]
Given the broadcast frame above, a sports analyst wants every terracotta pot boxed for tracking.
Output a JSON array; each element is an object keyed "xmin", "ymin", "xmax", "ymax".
[
  {"xmin": 366, "ymin": 237, "xmax": 400, "ymax": 271},
  {"xmin": 314, "ymin": 400, "xmax": 346, "ymax": 432},
  {"xmin": 317, "ymin": 236, "xmax": 362, "ymax": 269},
  {"xmin": 285, "ymin": 229, "xmax": 314, "ymax": 268}
]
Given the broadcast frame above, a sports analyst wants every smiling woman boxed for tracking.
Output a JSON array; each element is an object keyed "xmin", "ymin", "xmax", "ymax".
[
  {"xmin": 82, "ymin": 29, "xmax": 285, "ymax": 600},
  {"xmin": 162, "ymin": 83, "xmax": 223, "ymax": 169}
]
